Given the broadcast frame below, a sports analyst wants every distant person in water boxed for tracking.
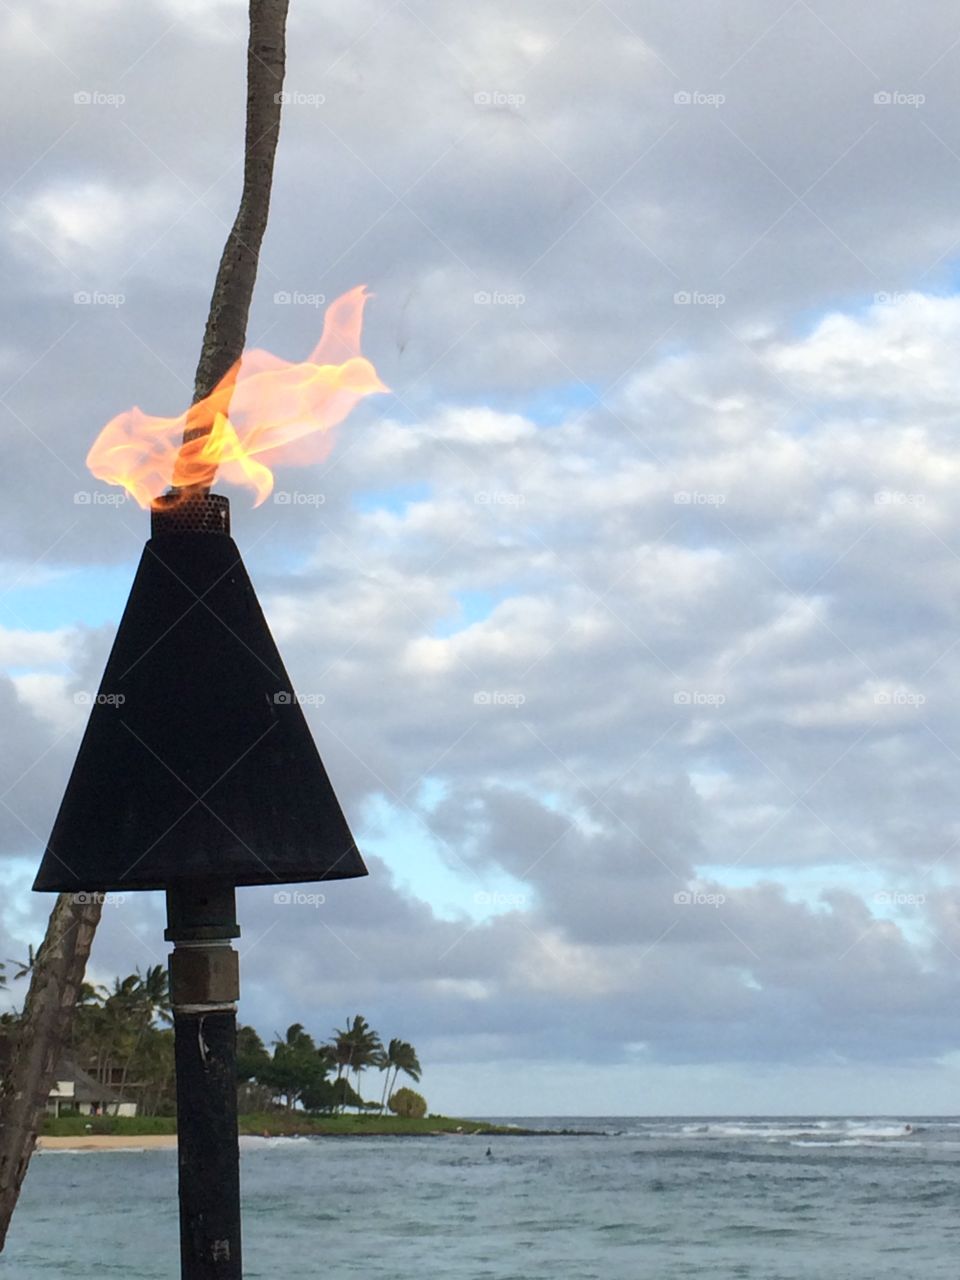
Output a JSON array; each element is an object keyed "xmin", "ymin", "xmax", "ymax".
[{"xmin": 486, "ymin": 1147, "xmax": 493, "ymax": 1158}]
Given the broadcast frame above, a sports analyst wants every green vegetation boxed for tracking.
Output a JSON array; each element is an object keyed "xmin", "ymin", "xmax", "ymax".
[
  {"xmin": 388, "ymin": 1087, "xmax": 427, "ymax": 1118},
  {"xmin": 41, "ymin": 1114, "xmax": 178, "ymax": 1137},
  {"xmin": 40, "ymin": 1112, "xmax": 532, "ymax": 1138},
  {"xmin": 236, "ymin": 1018, "xmax": 423, "ymax": 1117},
  {"xmin": 237, "ymin": 1113, "xmax": 528, "ymax": 1136},
  {"xmin": 2, "ymin": 961, "xmax": 426, "ymax": 1122}
]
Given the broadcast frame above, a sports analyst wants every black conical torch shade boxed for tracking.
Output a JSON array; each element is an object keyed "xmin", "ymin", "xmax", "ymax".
[{"xmin": 34, "ymin": 493, "xmax": 367, "ymax": 893}]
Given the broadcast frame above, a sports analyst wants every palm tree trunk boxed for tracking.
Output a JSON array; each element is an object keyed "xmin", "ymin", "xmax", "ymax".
[
  {"xmin": 189, "ymin": 0, "xmax": 290, "ymax": 417},
  {"xmin": 114, "ymin": 1014, "xmax": 148, "ymax": 1105},
  {"xmin": 0, "ymin": 895, "xmax": 101, "ymax": 1247}
]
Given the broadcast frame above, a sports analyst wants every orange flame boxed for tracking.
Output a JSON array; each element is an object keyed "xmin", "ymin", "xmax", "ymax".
[{"xmin": 87, "ymin": 285, "xmax": 388, "ymax": 507}]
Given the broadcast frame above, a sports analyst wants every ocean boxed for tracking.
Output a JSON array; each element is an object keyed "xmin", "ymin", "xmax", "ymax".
[{"xmin": 6, "ymin": 1116, "xmax": 960, "ymax": 1277}]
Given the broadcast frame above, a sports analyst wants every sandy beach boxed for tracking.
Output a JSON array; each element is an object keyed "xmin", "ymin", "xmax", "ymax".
[{"xmin": 38, "ymin": 1134, "xmax": 178, "ymax": 1152}]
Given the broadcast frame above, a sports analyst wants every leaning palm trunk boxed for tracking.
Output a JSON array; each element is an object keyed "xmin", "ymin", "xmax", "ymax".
[
  {"xmin": 189, "ymin": 0, "xmax": 290, "ymax": 420},
  {"xmin": 0, "ymin": 895, "xmax": 101, "ymax": 1247},
  {"xmin": 0, "ymin": 0, "xmax": 290, "ymax": 1251}
]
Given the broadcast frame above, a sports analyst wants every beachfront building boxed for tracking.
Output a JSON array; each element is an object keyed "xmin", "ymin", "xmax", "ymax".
[{"xmin": 46, "ymin": 1057, "xmax": 138, "ymax": 1119}]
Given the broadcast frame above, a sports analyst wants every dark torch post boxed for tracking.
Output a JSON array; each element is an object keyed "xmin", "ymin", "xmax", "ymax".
[
  {"xmin": 165, "ymin": 883, "xmax": 242, "ymax": 1279},
  {"xmin": 33, "ymin": 491, "xmax": 368, "ymax": 1276}
]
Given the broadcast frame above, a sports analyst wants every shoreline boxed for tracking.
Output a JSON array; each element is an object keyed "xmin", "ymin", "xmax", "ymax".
[
  {"xmin": 38, "ymin": 1134, "xmax": 179, "ymax": 1152},
  {"xmin": 39, "ymin": 1124, "xmax": 596, "ymax": 1151}
]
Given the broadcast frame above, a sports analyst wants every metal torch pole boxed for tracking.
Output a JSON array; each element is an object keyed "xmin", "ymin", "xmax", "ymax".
[{"xmin": 165, "ymin": 883, "xmax": 242, "ymax": 1279}]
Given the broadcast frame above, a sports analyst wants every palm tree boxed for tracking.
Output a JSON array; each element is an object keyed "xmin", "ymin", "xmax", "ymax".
[
  {"xmin": 115, "ymin": 966, "xmax": 170, "ymax": 1104},
  {"xmin": 348, "ymin": 1017, "xmax": 382, "ymax": 1113},
  {"xmin": 385, "ymin": 1040, "xmax": 421, "ymax": 1111},
  {"xmin": 377, "ymin": 1039, "xmax": 403, "ymax": 1112},
  {"xmin": 331, "ymin": 1021, "xmax": 356, "ymax": 1114},
  {"xmin": 330, "ymin": 1016, "xmax": 381, "ymax": 1113},
  {"xmin": 134, "ymin": 1026, "xmax": 175, "ymax": 1117},
  {"xmin": 3, "ymin": 947, "xmax": 33, "ymax": 981},
  {"xmin": 94, "ymin": 975, "xmax": 141, "ymax": 1091}
]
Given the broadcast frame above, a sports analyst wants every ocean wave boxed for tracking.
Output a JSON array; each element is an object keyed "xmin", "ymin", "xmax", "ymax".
[
  {"xmin": 648, "ymin": 1119, "xmax": 918, "ymax": 1144},
  {"xmin": 239, "ymin": 1135, "xmax": 314, "ymax": 1150}
]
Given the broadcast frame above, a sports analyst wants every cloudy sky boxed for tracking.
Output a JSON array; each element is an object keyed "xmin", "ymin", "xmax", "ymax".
[{"xmin": 4, "ymin": 0, "xmax": 960, "ymax": 1115}]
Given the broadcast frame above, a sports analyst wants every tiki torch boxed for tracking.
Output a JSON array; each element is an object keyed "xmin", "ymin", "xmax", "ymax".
[{"xmin": 32, "ymin": 489, "xmax": 367, "ymax": 1279}]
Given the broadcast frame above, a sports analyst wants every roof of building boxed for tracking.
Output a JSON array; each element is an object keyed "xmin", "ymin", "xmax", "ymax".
[
  {"xmin": 54, "ymin": 1057, "xmax": 124, "ymax": 1105},
  {"xmin": 0, "ymin": 1037, "xmax": 125, "ymax": 1104}
]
